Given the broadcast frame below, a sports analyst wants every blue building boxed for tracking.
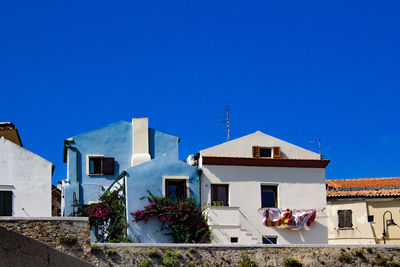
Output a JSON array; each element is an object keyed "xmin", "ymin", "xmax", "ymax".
[{"xmin": 61, "ymin": 117, "xmax": 199, "ymax": 242}]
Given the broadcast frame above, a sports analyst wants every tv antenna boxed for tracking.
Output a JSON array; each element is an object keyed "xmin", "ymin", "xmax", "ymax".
[
  {"xmin": 224, "ymin": 107, "xmax": 230, "ymax": 141},
  {"xmin": 310, "ymin": 138, "xmax": 322, "ymax": 158},
  {"xmin": 216, "ymin": 107, "xmax": 231, "ymax": 141}
]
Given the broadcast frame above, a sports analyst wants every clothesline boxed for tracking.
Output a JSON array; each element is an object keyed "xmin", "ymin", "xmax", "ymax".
[
  {"xmin": 258, "ymin": 207, "xmax": 326, "ymax": 212},
  {"xmin": 262, "ymin": 208, "xmax": 319, "ymax": 230}
]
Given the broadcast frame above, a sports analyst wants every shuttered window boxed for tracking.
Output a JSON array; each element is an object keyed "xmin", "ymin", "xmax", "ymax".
[
  {"xmin": 252, "ymin": 146, "xmax": 281, "ymax": 159},
  {"xmin": 338, "ymin": 210, "xmax": 353, "ymax": 228},
  {"xmin": 89, "ymin": 156, "xmax": 115, "ymax": 175},
  {"xmin": 0, "ymin": 191, "xmax": 13, "ymax": 216},
  {"xmin": 273, "ymin": 147, "xmax": 281, "ymax": 158},
  {"xmin": 102, "ymin": 158, "xmax": 115, "ymax": 175}
]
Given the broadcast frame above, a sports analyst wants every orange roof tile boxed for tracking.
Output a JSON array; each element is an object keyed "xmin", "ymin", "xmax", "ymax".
[
  {"xmin": 326, "ymin": 177, "xmax": 400, "ymax": 189},
  {"xmin": 327, "ymin": 189, "xmax": 400, "ymax": 198}
]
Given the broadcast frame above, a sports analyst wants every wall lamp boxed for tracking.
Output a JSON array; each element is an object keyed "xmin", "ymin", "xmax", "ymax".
[{"xmin": 382, "ymin": 210, "xmax": 397, "ymax": 244}]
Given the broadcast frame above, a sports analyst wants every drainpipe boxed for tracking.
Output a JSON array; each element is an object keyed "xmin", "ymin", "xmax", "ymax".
[
  {"xmin": 197, "ymin": 168, "xmax": 203, "ymax": 207},
  {"xmin": 66, "ymin": 145, "xmax": 80, "ymax": 213}
]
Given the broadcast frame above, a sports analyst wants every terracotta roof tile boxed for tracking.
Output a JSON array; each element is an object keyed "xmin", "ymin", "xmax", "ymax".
[
  {"xmin": 326, "ymin": 177, "xmax": 400, "ymax": 189},
  {"xmin": 327, "ymin": 189, "xmax": 400, "ymax": 198}
]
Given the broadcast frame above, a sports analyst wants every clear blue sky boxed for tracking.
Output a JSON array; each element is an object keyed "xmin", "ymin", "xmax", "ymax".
[{"xmin": 1, "ymin": 1, "xmax": 399, "ymax": 185}]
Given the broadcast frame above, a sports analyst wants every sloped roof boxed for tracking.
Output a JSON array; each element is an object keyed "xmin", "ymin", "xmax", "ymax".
[
  {"xmin": 327, "ymin": 189, "xmax": 400, "ymax": 198},
  {"xmin": 199, "ymin": 131, "xmax": 320, "ymax": 159},
  {"xmin": 0, "ymin": 122, "xmax": 22, "ymax": 147},
  {"xmin": 326, "ymin": 177, "xmax": 400, "ymax": 189},
  {"xmin": 326, "ymin": 177, "xmax": 400, "ymax": 198}
]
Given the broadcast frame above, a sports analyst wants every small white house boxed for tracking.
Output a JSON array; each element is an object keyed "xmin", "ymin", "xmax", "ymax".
[
  {"xmin": 0, "ymin": 124, "xmax": 53, "ymax": 217},
  {"xmin": 194, "ymin": 131, "xmax": 330, "ymax": 244}
]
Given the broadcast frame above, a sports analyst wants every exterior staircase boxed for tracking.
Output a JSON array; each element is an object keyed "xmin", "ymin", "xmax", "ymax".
[{"xmin": 206, "ymin": 206, "xmax": 261, "ymax": 244}]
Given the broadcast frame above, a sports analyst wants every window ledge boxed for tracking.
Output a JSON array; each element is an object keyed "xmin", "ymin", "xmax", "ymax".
[{"xmin": 338, "ymin": 227, "xmax": 354, "ymax": 230}]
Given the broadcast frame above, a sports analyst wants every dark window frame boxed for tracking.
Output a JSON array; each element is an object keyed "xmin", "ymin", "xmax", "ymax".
[
  {"xmin": 252, "ymin": 146, "xmax": 281, "ymax": 159},
  {"xmin": 0, "ymin": 191, "xmax": 13, "ymax": 216},
  {"xmin": 262, "ymin": 236, "xmax": 277, "ymax": 244},
  {"xmin": 230, "ymin": 237, "xmax": 238, "ymax": 243},
  {"xmin": 261, "ymin": 185, "xmax": 278, "ymax": 208},
  {"xmin": 368, "ymin": 215, "xmax": 374, "ymax": 223},
  {"xmin": 338, "ymin": 209, "xmax": 353, "ymax": 229},
  {"xmin": 88, "ymin": 156, "xmax": 114, "ymax": 175},
  {"xmin": 165, "ymin": 179, "xmax": 187, "ymax": 201},
  {"xmin": 211, "ymin": 184, "xmax": 229, "ymax": 206}
]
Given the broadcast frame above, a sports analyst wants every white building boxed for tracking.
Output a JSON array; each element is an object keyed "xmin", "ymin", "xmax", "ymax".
[
  {"xmin": 0, "ymin": 123, "xmax": 53, "ymax": 217},
  {"xmin": 194, "ymin": 131, "xmax": 330, "ymax": 244}
]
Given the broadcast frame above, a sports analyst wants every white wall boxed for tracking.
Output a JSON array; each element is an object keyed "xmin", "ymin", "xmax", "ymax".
[
  {"xmin": 201, "ymin": 165, "xmax": 328, "ymax": 244},
  {"xmin": 0, "ymin": 137, "xmax": 52, "ymax": 217},
  {"xmin": 200, "ymin": 131, "xmax": 320, "ymax": 159}
]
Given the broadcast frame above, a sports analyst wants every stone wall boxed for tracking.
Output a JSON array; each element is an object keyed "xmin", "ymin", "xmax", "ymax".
[
  {"xmin": 2, "ymin": 217, "xmax": 400, "ymax": 266},
  {"xmin": 0, "ymin": 217, "xmax": 91, "ymax": 261},
  {"xmin": 0, "ymin": 227, "xmax": 92, "ymax": 267},
  {"xmin": 89, "ymin": 243, "xmax": 400, "ymax": 267}
]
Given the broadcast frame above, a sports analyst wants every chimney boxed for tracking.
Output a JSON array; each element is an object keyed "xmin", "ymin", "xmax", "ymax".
[{"xmin": 131, "ymin": 117, "xmax": 151, "ymax": 166}]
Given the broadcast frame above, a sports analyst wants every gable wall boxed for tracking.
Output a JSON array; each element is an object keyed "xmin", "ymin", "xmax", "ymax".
[
  {"xmin": 0, "ymin": 138, "xmax": 52, "ymax": 217},
  {"xmin": 200, "ymin": 131, "xmax": 320, "ymax": 159}
]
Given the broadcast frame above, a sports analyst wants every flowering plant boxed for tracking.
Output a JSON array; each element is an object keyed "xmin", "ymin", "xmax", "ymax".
[
  {"xmin": 86, "ymin": 202, "xmax": 113, "ymax": 225},
  {"xmin": 131, "ymin": 191, "xmax": 211, "ymax": 243},
  {"xmin": 85, "ymin": 187, "xmax": 129, "ymax": 243}
]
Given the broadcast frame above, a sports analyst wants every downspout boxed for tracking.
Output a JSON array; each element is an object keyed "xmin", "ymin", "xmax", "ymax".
[
  {"xmin": 76, "ymin": 147, "xmax": 80, "ymax": 208},
  {"xmin": 198, "ymin": 168, "xmax": 202, "ymax": 206},
  {"xmin": 66, "ymin": 145, "xmax": 80, "ymax": 210}
]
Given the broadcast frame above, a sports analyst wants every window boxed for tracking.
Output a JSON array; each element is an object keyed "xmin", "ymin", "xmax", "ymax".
[
  {"xmin": 368, "ymin": 215, "xmax": 374, "ymax": 223},
  {"xmin": 262, "ymin": 236, "xmax": 277, "ymax": 244},
  {"xmin": 261, "ymin": 185, "xmax": 277, "ymax": 208},
  {"xmin": 88, "ymin": 156, "xmax": 114, "ymax": 175},
  {"xmin": 252, "ymin": 146, "xmax": 281, "ymax": 158},
  {"xmin": 0, "ymin": 191, "xmax": 12, "ymax": 216},
  {"xmin": 230, "ymin": 237, "xmax": 238, "ymax": 243},
  {"xmin": 211, "ymin": 184, "xmax": 229, "ymax": 206},
  {"xmin": 338, "ymin": 210, "xmax": 353, "ymax": 229},
  {"xmin": 165, "ymin": 179, "xmax": 187, "ymax": 201}
]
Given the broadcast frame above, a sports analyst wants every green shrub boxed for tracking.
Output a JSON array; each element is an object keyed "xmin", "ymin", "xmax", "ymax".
[
  {"xmin": 189, "ymin": 247, "xmax": 197, "ymax": 254},
  {"xmin": 161, "ymin": 249, "xmax": 180, "ymax": 267},
  {"xmin": 238, "ymin": 255, "xmax": 257, "ymax": 267},
  {"xmin": 139, "ymin": 258, "xmax": 152, "ymax": 267},
  {"xmin": 86, "ymin": 182, "xmax": 129, "ymax": 243},
  {"xmin": 187, "ymin": 262, "xmax": 196, "ymax": 267},
  {"xmin": 389, "ymin": 260, "xmax": 400, "ymax": 267},
  {"xmin": 148, "ymin": 248, "xmax": 161, "ymax": 258},
  {"xmin": 104, "ymin": 248, "xmax": 117, "ymax": 256},
  {"xmin": 59, "ymin": 236, "xmax": 77, "ymax": 246},
  {"xmin": 283, "ymin": 257, "xmax": 302, "ymax": 267},
  {"xmin": 91, "ymin": 244, "xmax": 101, "ymax": 252}
]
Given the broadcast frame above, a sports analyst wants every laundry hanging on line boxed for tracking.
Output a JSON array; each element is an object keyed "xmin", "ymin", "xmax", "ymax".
[{"xmin": 263, "ymin": 208, "xmax": 317, "ymax": 230}]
